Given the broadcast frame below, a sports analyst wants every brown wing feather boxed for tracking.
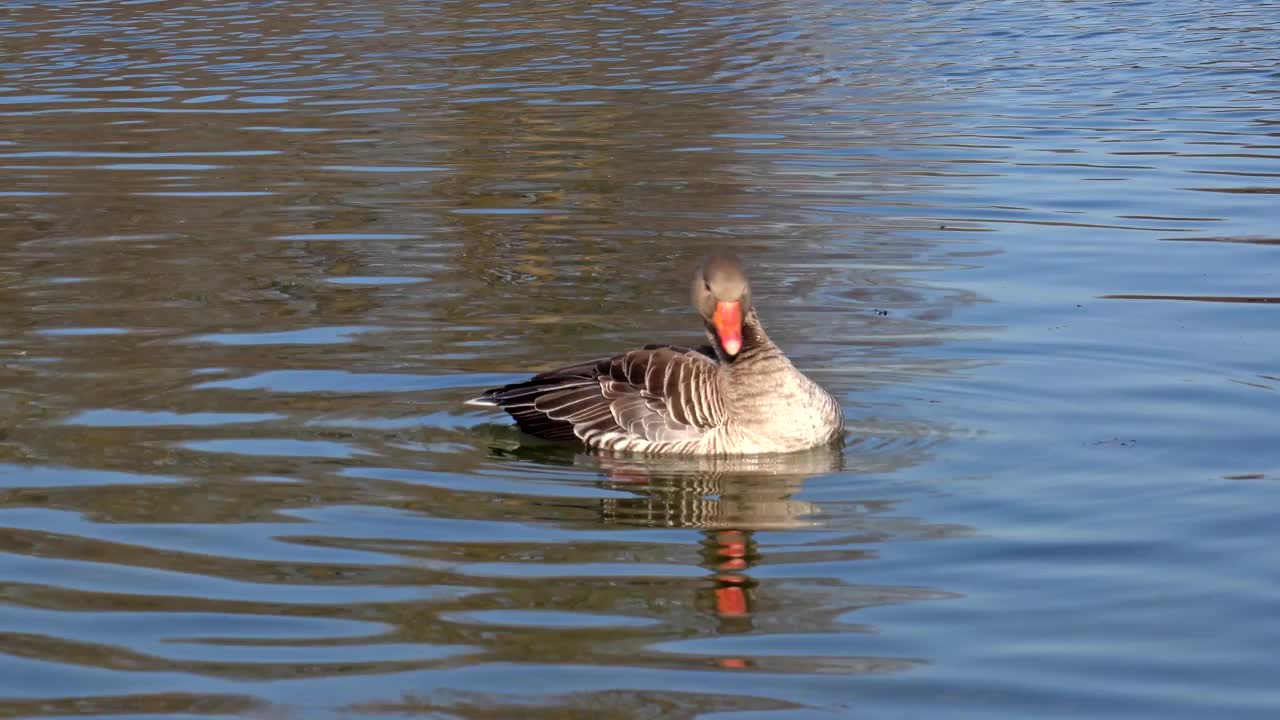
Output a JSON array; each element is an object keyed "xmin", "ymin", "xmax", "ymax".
[{"xmin": 474, "ymin": 344, "xmax": 723, "ymax": 448}]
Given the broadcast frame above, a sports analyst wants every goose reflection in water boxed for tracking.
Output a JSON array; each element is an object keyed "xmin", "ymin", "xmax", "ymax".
[
  {"xmin": 478, "ymin": 429, "xmax": 947, "ymax": 675},
  {"xmin": 588, "ymin": 447, "xmax": 844, "ymax": 669},
  {"xmin": 590, "ymin": 448, "xmax": 839, "ymax": 531}
]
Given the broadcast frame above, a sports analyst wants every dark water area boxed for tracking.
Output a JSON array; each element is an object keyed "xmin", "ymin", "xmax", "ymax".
[{"xmin": 1, "ymin": 0, "xmax": 1278, "ymax": 717}]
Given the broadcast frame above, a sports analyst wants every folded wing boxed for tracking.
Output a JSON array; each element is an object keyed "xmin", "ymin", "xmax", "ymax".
[{"xmin": 475, "ymin": 344, "xmax": 725, "ymax": 450}]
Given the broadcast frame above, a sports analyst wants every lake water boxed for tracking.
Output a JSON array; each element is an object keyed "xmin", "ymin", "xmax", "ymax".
[{"xmin": 1, "ymin": 0, "xmax": 1278, "ymax": 717}]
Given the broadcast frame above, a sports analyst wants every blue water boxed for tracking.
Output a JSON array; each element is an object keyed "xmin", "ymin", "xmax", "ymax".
[{"xmin": 0, "ymin": 0, "xmax": 1278, "ymax": 717}]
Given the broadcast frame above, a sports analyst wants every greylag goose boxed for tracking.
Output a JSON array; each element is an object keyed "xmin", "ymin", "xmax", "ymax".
[{"xmin": 469, "ymin": 254, "xmax": 844, "ymax": 455}]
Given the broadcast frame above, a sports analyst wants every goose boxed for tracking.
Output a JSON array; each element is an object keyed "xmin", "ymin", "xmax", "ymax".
[{"xmin": 469, "ymin": 254, "xmax": 844, "ymax": 455}]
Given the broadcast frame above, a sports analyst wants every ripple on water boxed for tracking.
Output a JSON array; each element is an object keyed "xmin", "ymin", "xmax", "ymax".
[
  {"xmin": 193, "ymin": 370, "xmax": 514, "ymax": 393},
  {"xmin": 33, "ymin": 327, "xmax": 132, "ymax": 336},
  {"xmin": 0, "ymin": 550, "xmax": 444, "ymax": 606},
  {"xmin": 270, "ymin": 233, "xmax": 429, "ymax": 241},
  {"xmin": 59, "ymin": 410, "xmax": 284, "ymax": 427},
  {"xmin": 0, "ymin": 507, "xmax": 401, "ymax": 565},
  {"xmin": 324, "ymin": 275, "xmax": 428, "ymax": 286},
  {"xmin": 182, "ymin": 325, "xmax": 380, "ymax": 345},
  {"xmin": 320, "ymin": 164, "xmax": 449, "ymax": 173},
  {"xmin": 341, "ymin": 466, "xmax": 636, "ymax": 500},
  {"xmin": 0, "ymin": 465, "xmax": 185, "ymax": 488},
  {"xmin": 442, "ymin": 610, "xmax": 662, "ymax": 629},
  {"xmin": 178, "ymin": 438, "xmax": 371, "ymax": 459}
]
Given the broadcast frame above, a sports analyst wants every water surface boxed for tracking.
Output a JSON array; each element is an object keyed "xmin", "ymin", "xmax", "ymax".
[{"xmin": 1, "ymin": 1, "xmax": 1279, "ymax": 717}]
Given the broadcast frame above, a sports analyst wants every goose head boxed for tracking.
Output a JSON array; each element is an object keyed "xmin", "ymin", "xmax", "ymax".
[{"xmin": 692, "ymin": 253, "xmax": 752, "ymax": 359}]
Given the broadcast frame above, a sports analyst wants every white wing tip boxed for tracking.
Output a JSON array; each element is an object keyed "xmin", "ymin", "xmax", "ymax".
[{"xmin": 465, "ymin": 397, "xmax": 497, "ymax": 407}]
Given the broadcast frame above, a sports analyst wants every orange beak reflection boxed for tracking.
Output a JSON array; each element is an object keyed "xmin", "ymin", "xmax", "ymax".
[{"xmin": 712, "ymin": 301, "xmax": 743, "ymax": 356}]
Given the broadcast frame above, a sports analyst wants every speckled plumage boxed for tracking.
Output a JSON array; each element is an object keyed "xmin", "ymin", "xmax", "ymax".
[{"xmin": 471, "ymin": 256, "xmax": 844, "ymax": 455}]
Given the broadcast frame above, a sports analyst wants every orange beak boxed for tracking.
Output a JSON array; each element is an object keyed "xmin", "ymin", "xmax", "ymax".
[{"xmin": 712, "ymin": 301, "xmax": 742, "ymax": 356}]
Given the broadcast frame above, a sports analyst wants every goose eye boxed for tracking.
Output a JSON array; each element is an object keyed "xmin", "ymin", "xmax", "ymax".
[{"xmin": 703, "ymin": 281, "xmax": 711, "ymax": 291}]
